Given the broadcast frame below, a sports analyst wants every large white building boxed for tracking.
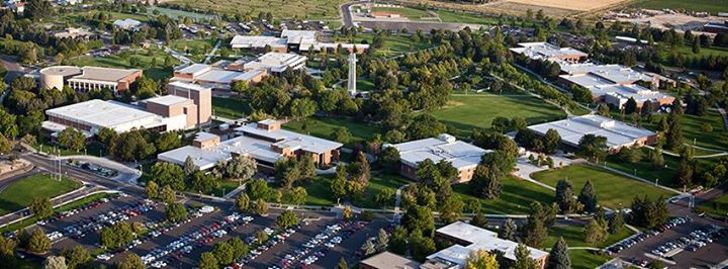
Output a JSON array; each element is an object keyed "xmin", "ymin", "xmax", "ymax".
[
  {"xmin": 230, "ymin": 30, "xmax": 369, "ymax": 53},
  {"xmin": 42, "ymin": 99, "xmax": 189, "ymax": 136},
  {"xmin": 39, "ymin": 66, "xmax": 142, "ymax": 93},
  {"xmin": 386, "ymin": 134, "xmax": 490, "ymax": 183},
  {"xmin": 527, "ymin": 115, "xmax": 657, "ymax": 152},
  {"xmin": 243, "ymin": 52, "xmax": 307, "ymax": 73},
  {"xmin": 424, "ymin": 222, "xmax": 549, "ymax": 269},
  {"xmin": 158, "ymin": 120, "xmax": 343, "ymax": 171},
  {"xmin": 509, "ymin": 42, "xmax": 588, "ymax": 63},
  {"xmin": 171, "ymin": 63, "xmax": 267, "ymax": 90}
]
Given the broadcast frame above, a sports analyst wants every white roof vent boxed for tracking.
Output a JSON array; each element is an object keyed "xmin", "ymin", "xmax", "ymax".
[{"xmin": 438, "ymin": 134, "xmax": 457, "ymax": 144}]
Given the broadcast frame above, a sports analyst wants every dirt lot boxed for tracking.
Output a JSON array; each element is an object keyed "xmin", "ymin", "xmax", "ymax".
[
  {"xmin": 616, "ymin": 12, "xmax": 722, "ymax": 36},
  {"xmin": 393, "ymin": 0, "xmax": 630, "ymax": 16},
  {"xmin": 504, "ymin": 0, "xmax": 629, "ymax": 11}
]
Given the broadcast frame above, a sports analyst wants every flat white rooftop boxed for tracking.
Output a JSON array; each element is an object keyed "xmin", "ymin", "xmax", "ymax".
[
  {"xmin": 510, "ymin": 42, "xmax": 587, "ymax": 61},
  {"xmin": 236, "ymin": 123, "xmax": 343, "ymax": 154},
  {"xmin": 69, "ymin": 66, "xmax": 140, "ymax": 82},
  {"xmin": 145, "ymin": 95, "xmax": 190, "ymax": 106},
  {"xmin": 167, "ymin": 81, "xmax": 212, "ymax": 92},
  {"xmin": 229, "ymin": 35, "xmax": 287, "ymax": 49},
  {"xmin": 528, "ymin": 115, "xmax": 656, "ymax": 149},
  {"xmin": 388, "ymin": 134, "xmax": 490, "ymax": 170},
  {"xmin": 430, "ymin": 222, "xmax": 548, "ymax": 266},
  {"xmin": 45, "ymin": 99, "xmax": 165, "ymax": 133},
  {"xmin": 244, "ymin": 52, "xmax": 307, "ymax": 72}
]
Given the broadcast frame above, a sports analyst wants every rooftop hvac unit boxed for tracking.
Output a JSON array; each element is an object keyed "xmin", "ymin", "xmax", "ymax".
[{"xmin": 438, "ymin": 133, "xmax": 456, "ymax": 144}]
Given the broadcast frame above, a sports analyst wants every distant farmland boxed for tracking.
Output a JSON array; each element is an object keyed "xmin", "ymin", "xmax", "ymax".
[
  {"xmin": 629, "ymin": 0, "xmax": 728, "ymax": 13},
  {"xmin": 164, "ymin": 0, "xmax": 345, "ymax": 19}
]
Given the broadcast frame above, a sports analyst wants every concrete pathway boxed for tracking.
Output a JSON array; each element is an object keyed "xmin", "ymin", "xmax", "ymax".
[{"xmin": 203, "ymin": 39, "xmax": 222, "ymax": 64}]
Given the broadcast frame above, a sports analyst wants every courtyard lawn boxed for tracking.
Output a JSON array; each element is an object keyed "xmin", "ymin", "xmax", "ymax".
[
  {"xmin": 147, "ymin": 6, "xmax": 217, "ymax": 20},
  {"xmin": 165, "ymin": 0, "xmax": 344, "ymax": 19},
  {"xmin": 698, "ymin": 194, "xmax": 728, "ymax": 219},
  {"xmin": 0, "ymin": 174, "xmax": 81, "ymax": 215},
  {"xmin": 212, "ymin": 97, "xmax": 251, "ymax": 119},
  {"xmin": 630, "ymin": 0, "xmax": 728, "ymax": 13},
  {"xmin": 453, "ymin": 175, "xmax": 554, "ymax": 215},
  {"xmin": 570, "ymin": 250, "xmax": 612, "ymax": 269},
  {"xmin": 284, "ymin": 117, "xmax": 382, "ymax": 146},
  {"xmin": 432, "ymin": 94, "xmax": 566, "ymax": 138},
  {"xmin": 371, "ymin": 6, "xmax": 433, "ymax": 20},
  {"xmin": 604, "ymin": 148, "xmax": 681, "ymax": 188},
  {"xmin": 434, "ymin": 10, "xmax": 498, "ymax": 25},
  {"xmin": 295, "ymin": 172, "xmax": 410, "ymax": 208},
  {"xmin": 67, "ymin": 48, "xmax": 178, "ymax": 80},
  {"xmin": 642, "ymin": 111, "xmax": 728, "ymax": 152},
  {"xmin": 545, "ymin": 224, "xmax": 634, "ymax": 249},
  {"xmin": 532, "ymin": 164, "xmax": 675, "ymax": 209},
  {"xmin": 341, "ymin": 33, "xmax": 433, "ymax": 57}
]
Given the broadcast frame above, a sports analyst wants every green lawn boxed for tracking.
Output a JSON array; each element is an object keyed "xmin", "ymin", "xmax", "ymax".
[
  {"xmin": 147, "ymin": 6, "xmax": 217, "ymax": 20},
  {"xmin": 67, "ymin": 48, "xmax": 178, "ymax": 81},
  {"xmin": 698, "ymin": 193, "xmax": 728, "ymax": 219},
  {"xmin": 532, "ymin": 164, "xmax": 674, "ymax": 209},
  {"xmin": 284, "ymin": 117, "xmax": 382, "ymax": 146},
  {"xmin": 453, "ymin": 175, "xmax": 555, "ymax": 214},
  {"xmin": 170, "ymin": 39, "xmax": 216, "ymax": 56},
  {"xmin": 435, "ymin": 10, "xmax": 498, "ymax": 25},
  {"xmin": 642, "ymin": 112, "xmax": 728, "ymax": 152},
  {"xmin": 570, "ymin": 250, "xmax": 611, "ymax": 269},
  {"xmin": 604, "ymin": 148, "xmax": 681, "ymax": 188},
  {"xmin": 432, "ymin": 94, "xmax": 566, "ymax": 138},
  {"xmin": 544, "ymin": 224, "xmax": 633, "ymax": 268},
  {"xmin": 212, "ymin": 97, "xmax": 252, "ymax": 119},
  {"xmin": 165, "ymin": 0, "xmax": 345, "ymax": 19},
  {"xmin": 0, "ymin": 174, "xmax": 81, "ymax": 215},
  {"xmin": 371, "ymin": 6, "xmax": 433, "ymax": 19},
  {"xmin": 630, "ymin": 0, "xmax": 728, "ymax": 13},
  {"xmin": 294, "ymin": 172, "xmax": 410, "ymax": 208},
  {"xmin": 341, "ymin": 33, "xmax": 433, "ymax": 57}
]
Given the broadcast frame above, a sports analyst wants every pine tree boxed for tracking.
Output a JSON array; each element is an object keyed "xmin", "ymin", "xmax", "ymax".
[
  {"xmin": 513, "ymin": 244, "xmax": 539, "ymax": 269},
  {"xmin": 500, "ymin": 218, "xmax": 517, "ymax": 240},
  {"xmin": 546, "ymin": 237, "xmax": 571, "ymax": 269},
  {"xmin": 578, "ymin": 180, "xmax": 598, "ymax": 213},
  {"xmin": 666, "ymin": 114, "xmax": 684, "ymax": 151},
  {"xmin": 470, "ymin": 212, "xmax": 488, "ymax": 228},
  {"xmin": 584, "ymin": 218, "xmax": 608, "ymax": 244},
  {"xmin": 609, "ymin": 210, "xmax": 625, "ymax": 234},
  {"xmin": 555, "ymin": 179, "xmax": 582, "ymax": 214}
]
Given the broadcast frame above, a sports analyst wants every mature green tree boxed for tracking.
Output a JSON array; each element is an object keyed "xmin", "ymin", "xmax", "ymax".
[
  {"xmin": 577, "ymin": 134, "xmax": 608, "ymax": 162},
  {"xmin": 332, "ymin": 127, "xmax": 351, "ymax": 144},
  {"xmin": 276, "ymin": 210, "xmax": 299, "ymax": 229},
  {"xmin": 30, "ymin": 197, "xmax": 53, "ymax": 219},
  {"xmin": 247, "ymin": 179, "xmax": 271, "ymax": 201},
  {"xmin": 289, "ymin": 98, "xmax": 317, "ymax": 119},
  {"xmin": 155, "ymin": 132, "xmax": 181, "ymax": 152},
  {"xmin": 624, "ymin": 97, "xmax": 638, "ymax": 115},
  {"xmin": 542, "ymin": 129, "xmax": 561, "ymax": 154},
  {"xmin": 388, "ymin": 226, "xmax": 408, "ymax": 255},
  {"xmin": 28, "ymin": 228, "xmax": 51, "ymax": 253},
  {"xmin": 225, "ymin": 155, "xmax": 257, "ymax": 185},
  {"xmin": 165, "ymin": 202, "xmax": 188, "ymax": 222},
  {"xmin": 585, "ymin": 218, "xmax": 608, "ymax": 244},
  {"xmin": 464, "ymin": 250, "xmax": 499, "ymax": 269},
  {"xmin": 160, "ymin": 185, "xmax": 176, "ymax": 204},
  {"xmin": 109, "ymin": 130, "xmax": 156, "ymax": 161},
  {"xmin": 470, "ymin": 162, "xmax": 502, "ymax": 199},
  {"xmin": 62, "ymin": 246, "xmax": 91, "ymax": 269},
  {"xmin": 282, "ymin": 187, "xmax": 307, "ymax": 205},
  {"xmin": 513, "ymin": 244, "xmax": 539, "ymax": 269},
  {"xmin": 578, "ymin": 180, "xmax": 598, "ymax": 213},
  {"xmin": 380, "ymin": 146, "xmax": 401, "ymax": 173},
  {"xmin": 97, "ymin": 127, "xmax": 118, "ymax": 147},
  {"xmin": 198, "ymin": 252, "xmax": 218, "ymax": 269},
  {"xmin": 546, "ymin": 237, "xmax": 571, "ymax": 269},
  {"xmin": 58, "ymin": 128, "xmax": 86, "ymax": 152},
  {"xmin": 609, "ymin": 210, "xmax": 625, "ymax": 234},
  {"xmin": 228, "ymin": 237, "xmax": 248, "ymax": 260},
  {"xmin": 555, "ymin": 179, "xmax": 582, "ymax": 214},
  {"xmin": 330, "ymin": 171, "xmax": 348, "ymax": 200},
  {"xmin": 522, "ymin": 203, "xmax": 550, "ymax": 247},
  {"xmin": 0, "ymin": 235, "xmax": 18, "ymax": 265},
  {"xmin": 26, "ymin": 0, "xmax": 55, "ymax": 20},
  {"xmin": 470, "ymin": 212, "xmax": 488, "ymax": 228},
  {"xmin": 236, "ymin": 193, "xmax": 250, "ymax": 212},
  {"xmin": 43, "ymin": 256, "xmax": 67, "ymax": 269},
  {"xmin": 408, "ymin": 230, "xmax": 436, "ymax": 261},
  {"xmin": 666, "ymin": 114, "xmax": 684, "ymax": 151},
  {"xmin": 500, "ymin": 218, "xmax": 517, "ymax": 241},
  {"xmin": 402, "ymin": 206, "xmax": 435, "ymax": 235},
  {"xmin": 0, "ymin": 134, "xmax": 12, "ymax": 155},
  {"xmin": 253, "ymin": 198, "xmax": 268, "ymax": 216},
  {"xmin": 439, "ymin": 196, "xmax": 464, "ymax": 224},
  {"xmin": 145, "ymin": 180, "xmax": 159, "ymax": 200},
  {"xmin": 212, "ymin": 241, "xmax": 234, "ymax": 265},
  {"xmin": 184, "ymin": 156, "xmax": 197, "ymax": 176},
  {"xmin": 189, "ymin": 171, "xmax": 217, "ymax": 194},
  {"xmin": 0, "ymin": 109, "xmax": 19, "ymax": 138},
  {"xmin": 407, "ymin": 114, "xmax": 446, "ymax": 139}
]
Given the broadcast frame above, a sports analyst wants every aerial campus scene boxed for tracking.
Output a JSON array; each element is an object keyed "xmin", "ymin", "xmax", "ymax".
[{"xmin": 1, "ymin": 0, "xmax": 728, "ymax": 269}]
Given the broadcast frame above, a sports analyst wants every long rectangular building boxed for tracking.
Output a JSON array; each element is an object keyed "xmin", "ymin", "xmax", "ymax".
[
  {"xmin": 527, "ymin": 115, "xmax": 657, "ymax": 151},
  {"xmin": 158, "ymin": 120, "xmax": 343, "ymax": 171},
  {"xmin": 230, "ymin": 30, "xmax": 369, "ymax": 53},
  {"xmin": 387, "ymin": 134, "xmax": 490, "ymax": 183},
  {"xmin": 172, "ymin": 63, "xmax": 267, "ymax": 90}
]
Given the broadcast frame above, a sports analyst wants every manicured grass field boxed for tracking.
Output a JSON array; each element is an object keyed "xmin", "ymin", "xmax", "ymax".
[
  {"xmin": 166, "ymin": 0, "xmax": 344, "ymax": 19},
  {"xmin": 544, "ymin": 224, "xmax": 633, "ymax": 268},
  {"xmin": 642, "ymin": 111, "xmax": 728, "ymax": 152},
  {"xmin": 212, "ymin": 97, "xmax": 252, "ymax": 119},
  {"xmin": 0, "ymin": 174, "xmax": 81, "ymax": 215},
  {"xmin": 147, "ymin": 6, "xmax": 217, "ymax": 20},
  {"xmin": 630, "ymin": 0, "xmax": 728, "ymax": 13},
  {"xmin": 453, "ymin": 175, "xmax": 554, "ymax": 214},
  {"xmin": 284, "ymin": 117, "xmax": 382, "ymax": 146},
  {"xmin": 434, "ymin": 10, "xmax": 498, "ymax": 25},
  {"xmin": 371, "ymin": 6, "xmax": 433, "ymax": 19},
  {"xmin": 295, "ymin": 172, "xmax": 410, "ymax": 208},
  {"xmin": 67, "ymin": 48, "xmax": 178, "ymax": 80},
  {"xmin": 604, "ymin": 148, "xmax": 681, "ymax": 187},
  {"xmin": 170, "ymin": 39, "xmax": 216, "ymax": 56},
  {"xmin": 341, "ymin": 33, "xmax": 433, "ymax": 57},
  {"xmin": 432, "ymin": 94, "xmax": 566, "ymax": 138},
  {"xmin": 698, "ymin": 194, "xmax": 728, "ymax": 219},
  {"xmin": 531, "ymin": 164, "xmax": 675, "ymax": 209}
]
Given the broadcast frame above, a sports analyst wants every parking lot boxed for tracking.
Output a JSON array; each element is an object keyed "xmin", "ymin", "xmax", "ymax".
[
  {"xmin": 29, "ymin": 190, "xmax": 391, "ymax": 269},
  {"xmin": 610, "ymin": 216, "xmax": 728, "ymax": 268}
]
